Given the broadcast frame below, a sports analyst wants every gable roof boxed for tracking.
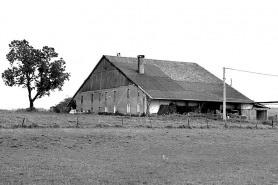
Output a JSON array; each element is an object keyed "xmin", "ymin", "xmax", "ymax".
[
  {"xmin": 104, "ymin": 55, "xmax": 253, "ymax": 103},
  {"xmin": 105, "ymin": 55, "xmax": 222, "ymax": 83}
]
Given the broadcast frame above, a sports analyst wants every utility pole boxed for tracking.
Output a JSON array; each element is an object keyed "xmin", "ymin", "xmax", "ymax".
[{"xmin": 223, "ymin": 67, "xmax": 226, "ymax": 121}]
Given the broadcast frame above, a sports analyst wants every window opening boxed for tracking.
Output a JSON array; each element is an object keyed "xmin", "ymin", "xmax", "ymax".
[
  {"xmin": 127, "ymin": 103, "xmax": 130, "ymax": 113},
  {"xmin": 99, "ymin": 92, "xmax": 101, "ymax": 112},
  {"xmin": 137, "ymin": 91, "xmax": 140, "ymax": 113},
  {"xmin": 105, "ymin": 92, "xmax": 108, "ymax": 112},
  {"xmin": 113, "ymin": 90, "xmax": 116, "ymax": 113},
  {"xmin": 81, "ymin": 96, "xmax": 83, "ymax": 112},
  {"xmin": 127, "ymin": 88, "xmax": 130, "ymax": 100},
  {"xmin": 113, "ymin": 91, "xmax": 116, "ymax": 103},
  {"xmin": 91, "ymin": 94, "xmax": 94, "ymax": 112}
]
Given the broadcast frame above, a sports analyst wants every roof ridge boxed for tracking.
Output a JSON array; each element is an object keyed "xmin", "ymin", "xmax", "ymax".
[{"xmin": 104, "ymin": 55, "xmax": 196, "ymax": 64}]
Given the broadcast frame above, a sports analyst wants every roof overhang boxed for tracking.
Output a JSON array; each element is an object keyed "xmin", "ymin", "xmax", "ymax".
[{"xmin": 151, "ymin": 97, "xmax": 254, "ymax": 104}]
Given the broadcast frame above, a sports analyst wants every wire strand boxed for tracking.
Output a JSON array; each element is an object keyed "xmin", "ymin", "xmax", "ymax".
[{"xmin": 225, "ymin": 67, "xmax": 278, "ymax": 77}]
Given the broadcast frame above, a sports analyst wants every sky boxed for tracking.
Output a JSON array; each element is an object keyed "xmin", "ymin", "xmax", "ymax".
[{"xmin": 1, "ymin": 0, "xmax": 278, "ymax": 110}]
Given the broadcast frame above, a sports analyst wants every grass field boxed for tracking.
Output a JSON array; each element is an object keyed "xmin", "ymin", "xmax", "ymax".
[
  {"xmin": 1, "ymin": 111, "xmax": 278, "ymax": 184},
  {"xmin": 268, "ymin": 108, "xmax": 278, "ymax": 118}
]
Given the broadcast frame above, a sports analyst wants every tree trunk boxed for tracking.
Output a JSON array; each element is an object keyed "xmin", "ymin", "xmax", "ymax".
[
  {"xmin": 29, "ymin": 100, "xmax": 34, "ymax": 110},
  {"xmin": 27, "ymin": 86, "xmax": 35, "ymax": 111},
  {"xmin": 26, "ymin": 74, "xmax": 36, "ymax": 111}
]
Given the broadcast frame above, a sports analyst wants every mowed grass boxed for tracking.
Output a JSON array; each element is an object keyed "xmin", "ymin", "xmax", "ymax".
[{"xmin": 1, "ymin": 111, "xmax": 278, "ymax": 184}]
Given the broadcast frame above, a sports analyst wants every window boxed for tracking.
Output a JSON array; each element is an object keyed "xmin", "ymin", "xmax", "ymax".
[
  {"xmin": 99, "ymin": 92, "xmax": 101, "ymax": 113},
  {"xmin": 113, "ymin": 91, "xmax": 116, "ymax": 103},
  {"xmin": 137, "ymin": 91, "xmax": 140, "ymax": 113},
  {"xmin": 137, "ymin": 104, "xmax": 140, "ymax": 113},
  {"xmin": 81, "ymin": 96, "xmax": 83, "ymax": 112},
  {"xmin": 73, "ymin": 100, "xmax": 77, "ymax": 109},
  {"xmin": 91, "ymin": 94, "xmax": 94, "ymax": 112},
  {"xmin": 127, "ymin": 88, "xmax": 130, "ymax": 99},
  {"xmin": 105, "ymin": 92, "xmax": 108, "ymax": 112}
]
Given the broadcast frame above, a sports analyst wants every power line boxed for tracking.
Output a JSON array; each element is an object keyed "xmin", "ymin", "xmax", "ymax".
[
  {"xmin": 222, "ymin": 67, "xmax": 277, "ymax": 121},
  {"xmin": 225, "ymin": 67, "xmax": 278, "ymax": 77}
]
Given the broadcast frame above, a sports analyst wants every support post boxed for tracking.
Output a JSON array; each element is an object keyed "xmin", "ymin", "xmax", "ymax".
[
  {"xmin": 22, "ymin": 117, "xmax": 25, "ymax": 127},
  {"xmin": 223, "ymin": 67, "xmax": 227, "ymax": 121}
]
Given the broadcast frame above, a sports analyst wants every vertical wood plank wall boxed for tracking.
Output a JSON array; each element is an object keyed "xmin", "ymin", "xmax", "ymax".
[
  {"xmin": 75, "ymin": 85, "xmax": 146, "ymax": 115},
  {"xmin": 73, "ymin": 58, "xmax": 147, "ymax": 114}
]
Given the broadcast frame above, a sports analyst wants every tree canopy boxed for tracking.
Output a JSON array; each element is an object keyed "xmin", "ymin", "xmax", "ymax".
[
  {"xmin": 54, "ymin": 97, "xmax": 74, "ymax": 113},
  {"xmin": 2, "ymin": 40, "xmax": 70, "ymax": 110}
]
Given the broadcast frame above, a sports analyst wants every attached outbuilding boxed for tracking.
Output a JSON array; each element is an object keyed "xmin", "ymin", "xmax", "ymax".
[
  {"xmin": 68, "ymin": 55, "xmax": 266, "ymax": 120},
  {"xmin": 241, "ymin": 103, "xmax": 269, "ymax": 120}
]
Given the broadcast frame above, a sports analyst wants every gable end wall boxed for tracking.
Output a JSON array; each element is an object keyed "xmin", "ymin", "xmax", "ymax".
[{"xmin": 73, "ymin": 58, "xmax": 147, "ymax": 114}]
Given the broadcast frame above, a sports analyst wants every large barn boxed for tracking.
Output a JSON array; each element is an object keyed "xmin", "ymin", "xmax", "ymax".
[{"xmin": 68, "ymin": 55, "xmax": 268, "ymax": 120}]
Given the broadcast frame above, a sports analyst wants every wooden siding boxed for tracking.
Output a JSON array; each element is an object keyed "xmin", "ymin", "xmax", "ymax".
[
  {"xmin": 74, "ymin": 85, "xmax": 147, "ymax": 115},
  {"xmin": 241, "ymin": 109, "xmax": 256, "ymax": 120},
  {"xmin": 80, "ymin": 58, "xmax": 132, "ymax": 92}
]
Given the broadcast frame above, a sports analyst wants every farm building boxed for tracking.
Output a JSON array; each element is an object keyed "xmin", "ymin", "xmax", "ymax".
[{"xmin": 68, "ymin": 55, "xmax": 268, "ymax": 120}]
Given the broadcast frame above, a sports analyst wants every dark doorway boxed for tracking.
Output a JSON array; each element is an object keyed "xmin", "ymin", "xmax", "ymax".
[{"xmin": 256, "ymin": 110, "xmax": 267, "ymax": 120}]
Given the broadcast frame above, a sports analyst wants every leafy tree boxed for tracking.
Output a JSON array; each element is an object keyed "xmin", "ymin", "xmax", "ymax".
[
  {"xmin": 2, "ymin": 40, "xmax": 70, "ymax": 110},
  {"xmin": 55, "ymin": 97, "xmax": 72, "ymax": 113}
]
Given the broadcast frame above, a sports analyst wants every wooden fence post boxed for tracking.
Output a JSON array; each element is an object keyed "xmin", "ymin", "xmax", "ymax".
[{"xmin": 22, "ymin": 118, "xmax": 25, "ymax": 127}]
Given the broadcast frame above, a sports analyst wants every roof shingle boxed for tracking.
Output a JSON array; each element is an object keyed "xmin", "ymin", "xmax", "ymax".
[{"xmin": 104, "ymin": 55, "xmax": 253, "ymax": 103}]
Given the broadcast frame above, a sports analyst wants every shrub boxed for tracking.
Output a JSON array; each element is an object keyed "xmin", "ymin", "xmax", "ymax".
[
  {"xmin": 165, "ymin": 125, "xmax": 174, "ymax": 129},
  {"xmin": 115, "ymin": 111, "xmax": 125, "ymax": 116},
  {"xmin": 54, "ymin": 97, "xmax": 72, "ymax": 113},
  {"xmin": 98, "ymin": 112, "xmax": 114, "ymax": 116},
  {"xmin": 16, "ymin": 108, "xmax": 39, "ymax": 112}
]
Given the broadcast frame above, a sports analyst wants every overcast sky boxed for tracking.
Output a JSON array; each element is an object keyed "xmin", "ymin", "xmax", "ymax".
[{"xmin": 1, "ymin": 0, "xmax": 278, "ymax": 110}]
